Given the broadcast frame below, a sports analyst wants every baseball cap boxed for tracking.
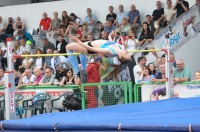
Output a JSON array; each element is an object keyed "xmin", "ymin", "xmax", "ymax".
[{"xmin": 94, "ymin": 56, "xmax": 102, "ymax": 62}]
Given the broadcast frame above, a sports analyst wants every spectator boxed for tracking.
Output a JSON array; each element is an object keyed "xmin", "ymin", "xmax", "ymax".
[
  {"xmin": 14, "ymin": 70, "xmax": 20, "ymax": 86},
  {"xmin": 85, "ymin": 56, "xmax": 102, "ymax": 108},
  {"xmin": 3, "ymin": 17, "xmax": 14, "ymax": 38},
  {"xmin": 124, "ymin": 31, "xmax": 139, "ymax": 51},
  {"xmin": 101, "ymin": 31, "xmax": 108, "ymax": 40},
  {"xmin": 19, "ymin": 38, "xmax": 31, "ymax": 54},
  {"xmin": 0, "ymin": 16, "xmax": 5, "ymax": 42},
  {"xmin": 106, "ymin": 6, "xmax": 117, "ymax": 24},
  {"xmin": 116, "ymin": 5, "xmax": 128, "ymax": 27},
  {"xmin": 152, "ymin": 1, "xmax": 164, "ymax": 35},
  {"xmin": 66, "ymin": 69, "xmax": 75, "ymax": 85},
  {"xmin": 42, "ymin": 38, "xmax": 55, "ymax": 54},
  {"xmin": 151, "ymin": 63, "xmax": 166, "ymax": 83},
  {"xmin": 145, "ymin": 15, "xmax": 155, "ymax": 32},
  {"xmin": 104, "ymin": 20, "xmax": 116, "ymax": 35},
  {"xmin": 162, "ymin": 0, "xmax": 176, "ymax": 27},
  {"xmin": 21, "ymin": 51, "xmax": 34, "ymax": 69},
  {"xmin": 161, "ymin": 54, "xmax": 166, "ymax": 63},
  {"xmin": 39, "ymin": 67, "xmax": 55, "ymax": 86},
  {"xmin": 12, "ymin": 52, "xmax": 22, "ymax": 71},
  {"xmin": 58, "ymin": 11, "xmax": 71, "ymax": 37},
  {"xmin": 16, "ymin": 69, "xmax": 36, "ymax": 89},
  {"xmin": 139, "ymin": 22, "xmax": 154, "ymax": 45},
  {"xmin": 54, "ymin": 64, "xmax": 67, "ymax": 86},
  {"xmin": 0, "ymin": 69, "xmax": 4, "ymax": 86},
  {"xmin": 34, "ymin": 49, "xmax": 44, "ymax": 70},
  {"xmin": 148, "ymin": 63, "xmax": 156, "ymax": 76},
  {"xmin": 56, "ymin": 34, "xmax": 67, "ymax": 54},
  {"xmin": 32, "ymin": 68, "xmax": 43, "ymax": 86},
  {"xmin": 18, "ymin": 30, "xmax": 35, "ymax": 47},
  {"xmin": 138, "ymin": 66, "xmax": 155, "ymax": 84},
  {"xmin": 1, "ymin": 39, "xmax": 7, "ymax": 71},
  {"xmin": 170, "ymin": 53, "xmax": 176, "ymax": 68},
  {"xmin": 82, "ymin": 24, "xmax": 90, "ymax": 41},
  {"xmin": 120, "ymin": 18, "xmax": 132, "ymax": 35},
  {"xmin": 133, "ymin": 57, "xmax": 146, "ymax": 83},
  {"xmin": 173, "ymin": 0, "xmax": 189, "ymax": 18},
  {"xmin": 84, "ymin": 8, "xmax": 97, "ymax": 33},
  {"xmin": 87, "ymin": 34, "xmax": 94, "ymax": 41},
  {"xmin": 99, "ymin": 55, "xmax": 110, "ymax": 77},
  {"xmin": 46, "ymin": 11, "xmax": 61, "ymax": 44},
  {"xmin": 13, "ymin": 16, "xmax": 26, "ymax": 37},
  {"xmin": 51, "ymin": 50, "xmax": 66, "ymax": 73},
  {"xmin": 173, "ymin": 59, "xmax": 191, "ymax": 83},
  {"xmin": 128, "ymin": 4, "xmax": 141, "ymax": 34},
  {"xmin": 192, "ymin": 71, "xmax": 200, "ymax": 82},
  {"xmin": 97, "ymin": 21, "xmax": 104, "ymax": 39},
  {"xmin": 38, "ymin": 12, "xmax": 51, "ymax": 41},
  {"xmin": 43, "ymin": 48, "xmax": 52, "ymax": 71},
  {"xmin": 64, "ymin": 13, "xmax": 81, "ymax": 36}
]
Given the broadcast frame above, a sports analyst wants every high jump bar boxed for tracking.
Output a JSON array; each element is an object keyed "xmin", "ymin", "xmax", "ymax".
[{"xmin": 13, "ymin": 49, "xmax": 166, "ymax": 58}]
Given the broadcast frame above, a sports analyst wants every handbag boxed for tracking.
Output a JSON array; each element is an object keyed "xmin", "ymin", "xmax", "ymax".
[{"xmin": 62, "ymin": 90, "xmax": 82, "ymax": 110}]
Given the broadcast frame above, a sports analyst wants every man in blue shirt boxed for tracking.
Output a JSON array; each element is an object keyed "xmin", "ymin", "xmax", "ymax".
[
  {"xmin": 104, "ymin": 20, "xmax": 116, "ymax": 35},
  {"xmin": 116, "ymin": 5, "xmax": 128, "ymax": 27},
  {"xmin": 84, "ymin": 8, "xmax": 97, "ymax": 33}
]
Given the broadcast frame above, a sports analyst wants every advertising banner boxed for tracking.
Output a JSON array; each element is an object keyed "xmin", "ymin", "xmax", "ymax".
[
  {"xmin": 141, "ymin": 83, "xmax": 200, "ymax": 102},
  {"xmin": 156, "ymin": 5, "xmax": 200, "ymax": 53}
]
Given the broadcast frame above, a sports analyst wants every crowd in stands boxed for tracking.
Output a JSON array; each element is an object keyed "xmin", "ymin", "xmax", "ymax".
[{"xmin": 0, "ymin": 0, "xmax": 195, "ymax": 91}]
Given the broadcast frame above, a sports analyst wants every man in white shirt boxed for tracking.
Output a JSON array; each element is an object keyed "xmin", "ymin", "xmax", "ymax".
[
  {"xmin": 16, "ymin": 69, "xmax": 36, "ymax": 89},
  {"xmin": 162, "ymin": 0, "xmax": 176, "ymax": 27},
  {"xmin": 51, "ymin": 50, "xmax": 66, "ymax": 73},
  {"xmin": 19, "ymin": 38, "xmax": 31, "ymax": 54},
  {"xmin": 133, "ymin": 57, "xmax": 146, "ymax": 83}
]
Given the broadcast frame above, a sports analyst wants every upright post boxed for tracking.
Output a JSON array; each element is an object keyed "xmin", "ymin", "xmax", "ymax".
[
  {"xmin": 5, "ymin": 38, "xmax": 15, "ymax": 120},
  {"xmin": 165, "ymin": 34, "xmax": 174, "ymax": 99}
]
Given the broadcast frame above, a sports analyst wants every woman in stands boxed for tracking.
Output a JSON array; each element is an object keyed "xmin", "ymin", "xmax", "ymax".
[
  {"xmin": 13, "ymin": 16, "xmax": 26, "ymax": 38},
  {"xmin": 139, "ymin": 22, "xmax": 154, "ymax": 46},
  {"xmin": 13, "ymin": 40, "xmax": 21, "ymax": 55},
  {"xmin": 66, "ymin": 35, "xmax": 131, "ymax": 75},
  {"xmin": 148, "ymin": 63, "xmax": 156, "ymax": 76},
  {"xmin": 63, "ymin": 13, "xmax": 81, "ymax": 36},
  {"xmin": 65, "ymin": 69, "xmax": 75, "ymax": 85},
  {"xmin": 20, "ymin": 51, "xmax": 34, "ymax": 69},
  {"xmin": 124, "ymin": 31, "xmax": 139, "ymax": 52},
  {"xmin": 137, "ymin": 66, "xmax": 155, "ymax": 85},
  {"xmin": 33, "ymin": 49, "xmax": 44, "ymax": 70},
  {"xmin": 59, "ymin": 11, "xmax": 71, "ymax": 36}
]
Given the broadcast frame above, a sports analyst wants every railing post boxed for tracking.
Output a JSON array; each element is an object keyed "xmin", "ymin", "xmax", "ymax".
[
  {"xmin": 124, "ymin": 82, "xmax": 128, "ymax": 104},
  {"xmin": 128, "ymin": 82, "xmax": 133, "ymax": 103},
  {"xmin": 81, "ymin": 84, "xmax": 85, "ymax": 110}
]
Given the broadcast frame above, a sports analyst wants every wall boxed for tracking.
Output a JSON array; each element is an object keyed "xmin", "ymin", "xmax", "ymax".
[{"xmin": 0, "ymin": 0, "xmax": 196, "ymax": 29}]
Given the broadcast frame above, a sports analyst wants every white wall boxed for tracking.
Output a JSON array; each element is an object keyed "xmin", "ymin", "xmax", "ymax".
[{"xmin": 0, "ymin": 0, "xmax": 196, "ymax": 29}]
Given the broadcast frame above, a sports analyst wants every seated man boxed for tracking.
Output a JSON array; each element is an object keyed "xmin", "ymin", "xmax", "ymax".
[
  {"xmin": 151, "ymin": 63, "xmax": 166, "ymax": 83},
  {"xmin": 42, "ymin": 38, "xmax": 55, "ymax": 54},
  {"xmin": 51, "ymin": 50, "xmax": 66, "ymax": 73},
  {"xmin": 39, "ymin": 67, "xmax": 55, "ymax": 86},
  {"xmin": 106, "ymin": 6, "xmax": 117, "ymax": 24},
  {"xmin": 84, "ymin": 8, "xmax": 97, "ymax": 33},
  {"xmin": 16, "ymin": 69, "xmax": 36, "ymax": 89},
  {"xmin": 38, "ymin": 12, "xmax": 51, "ymax": 41},
  {"xmin": 104, "ymin": 20, "xmax": 116, "ymax": 35},
  {"xmin": 43, "ymin": 48, "xmax": 53, "ymax": 71},
  {"xmin": 32, "ymin": 68, "xmax": 43, "ymax": 86},
  {"xmin": 116, "ymin": 5, "xmax": 128, "ymax": 27},
  {"xmin": 173, "ymin": 59, "xmax": 191, "ymax": 83},
  {"xmin": 54, "ymin": 64, "xmax": 67, "ymax": 86},
  {"xmin": 19, "ymin": 38, "xmax": 31, "ymax": 54}
]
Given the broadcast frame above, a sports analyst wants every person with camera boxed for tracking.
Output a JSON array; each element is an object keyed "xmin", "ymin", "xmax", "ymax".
[
  {"xmin": 124, "ymin": 31, "xmax": 139, "ymax": 52},
  {"xmin": 173, "ymin": 0, "xmax": 189, "ymax": 18},
  {"xmin": 4, "ymin": 17, "xmax": 14, "ymax": 38}
]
